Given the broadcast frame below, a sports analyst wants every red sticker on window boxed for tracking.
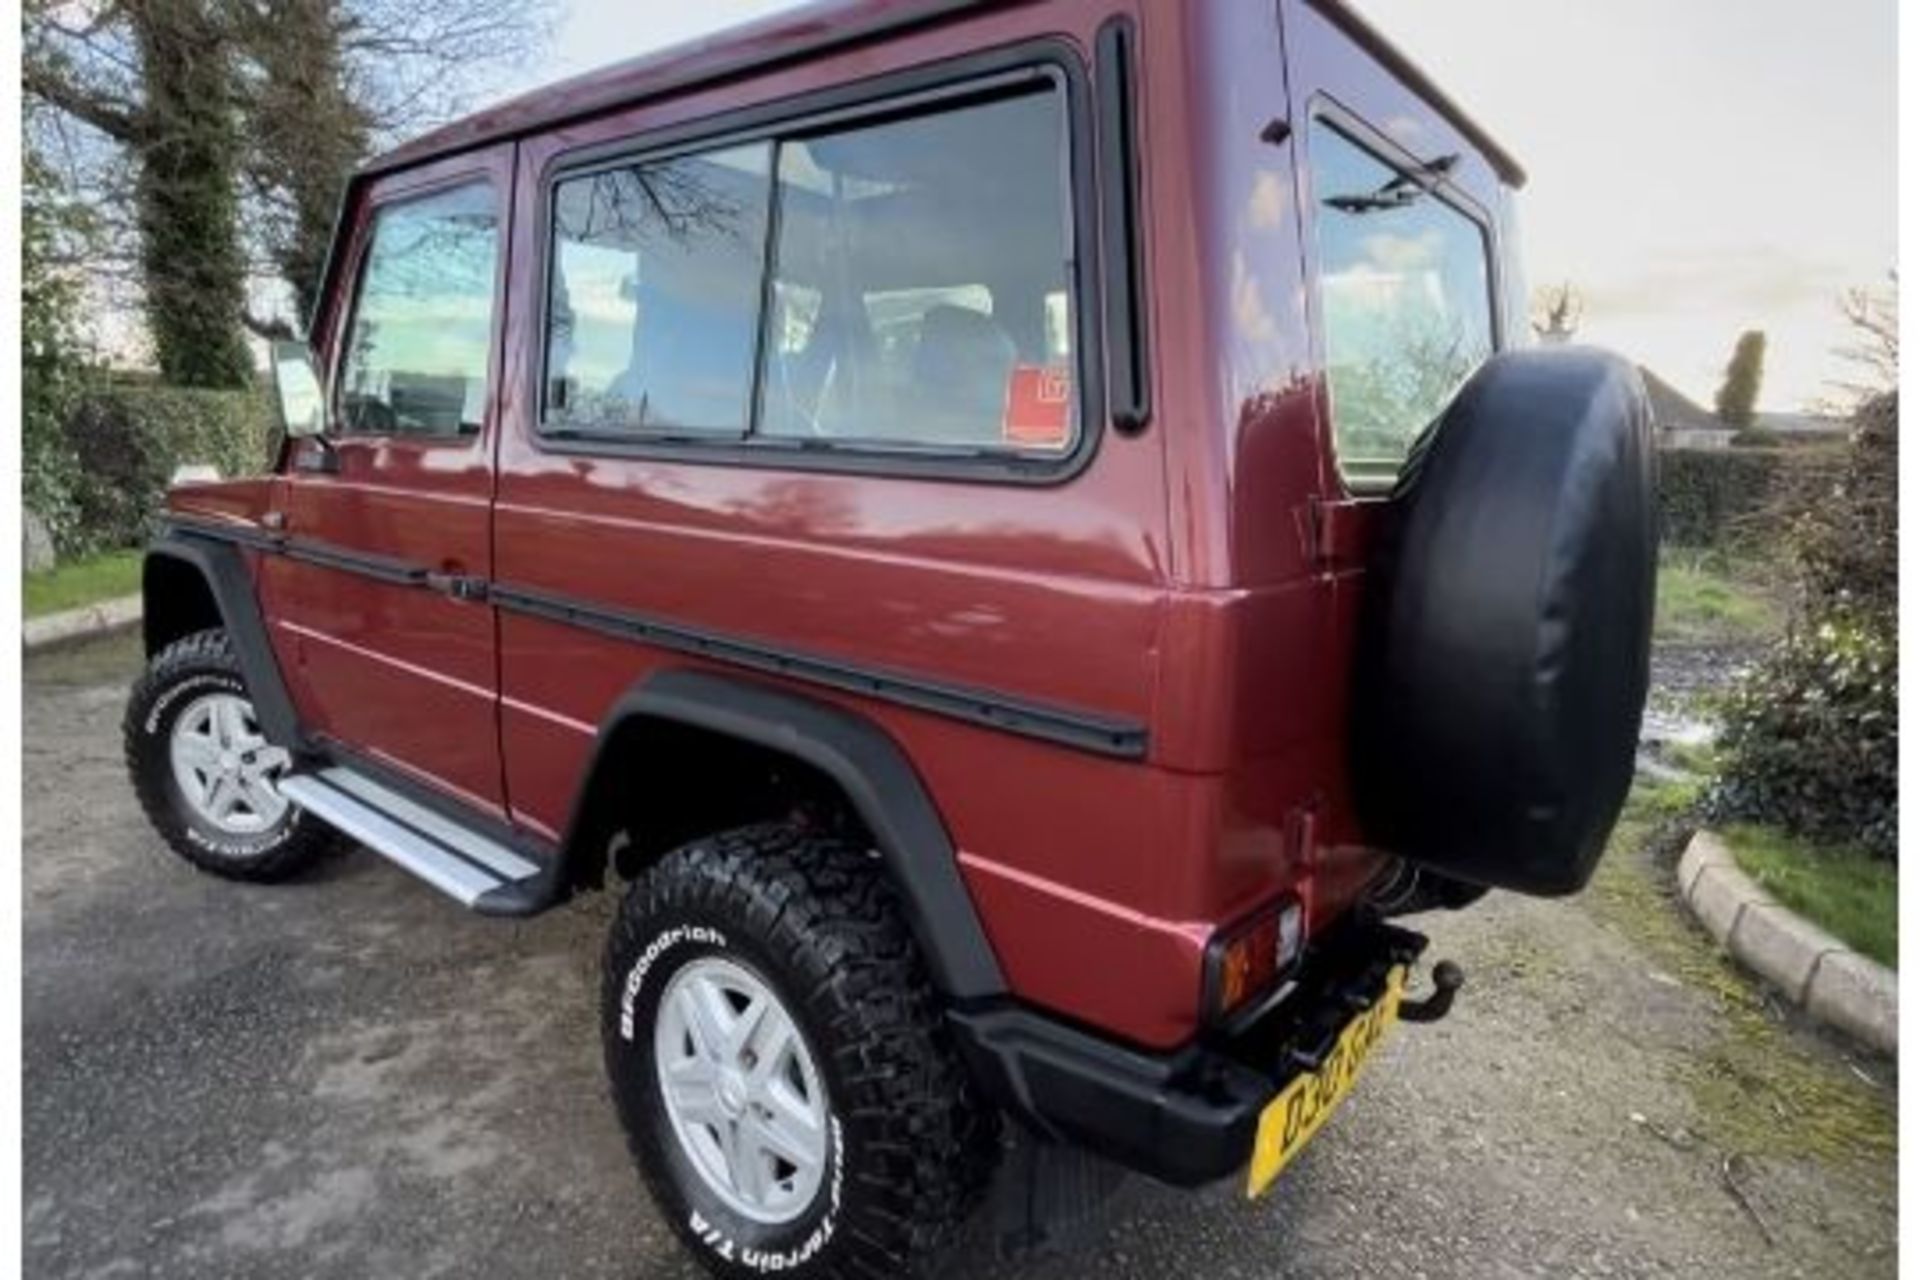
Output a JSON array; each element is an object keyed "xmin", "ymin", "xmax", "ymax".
[{"xmin": 1003, "ymin": 364, "xmax": 1073, "ymax": 448}]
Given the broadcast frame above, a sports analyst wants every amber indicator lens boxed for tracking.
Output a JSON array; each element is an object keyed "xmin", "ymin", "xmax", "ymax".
[
  {"xmin": 1213, "ymin": 900, "xmax": 1306, "ymax": 1019},
  {"xmin": 1217, "ymin": 914, "xmax": 1280, "ymax": 1015}
]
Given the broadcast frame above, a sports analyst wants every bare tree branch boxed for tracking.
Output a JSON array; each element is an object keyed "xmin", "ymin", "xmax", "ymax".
[
  {"xmin": 1531, "ymin": 281, "xmax": 1582, "ymax": 344},
  {"xmin": 26, "ymin": 0, "xmax": 554, "ymax": 359},
  {"xmin": 22, "ymin": 60, "xmax": 143, "ymax": 142},
  {"xmin": 242, "ymin": 309, "xmax": 298, "ymax": 341}
]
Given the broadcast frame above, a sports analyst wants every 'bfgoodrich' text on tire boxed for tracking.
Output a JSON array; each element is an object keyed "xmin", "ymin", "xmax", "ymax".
[{"xmin": 602, "ymin": 821, "xmax": 999, "ymax": 1279}]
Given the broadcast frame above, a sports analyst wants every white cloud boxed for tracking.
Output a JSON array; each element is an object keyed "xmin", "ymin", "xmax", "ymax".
[
  {"xmin": 1352, "ymin": 0, "xmax": 1895, "ymax": 409},
  {"xmin": 1361, "ymin": 230, "xmax": 1442, "ymax": 274}
]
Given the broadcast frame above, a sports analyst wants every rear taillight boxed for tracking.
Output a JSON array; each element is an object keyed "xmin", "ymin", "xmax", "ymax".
[{"xmin": 1203, "ymin": 898, "xmax": 1305, "ymax": 1024}]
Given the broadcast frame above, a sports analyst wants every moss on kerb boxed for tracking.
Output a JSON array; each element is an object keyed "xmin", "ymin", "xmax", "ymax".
[
  {"xmin": 1684, "ymin": 1022, "xmax": 1894, "ymax": 1162},
  {"xmin": 1584, "ymin": 782, "xmax": 1895, "ymax": 1164}
]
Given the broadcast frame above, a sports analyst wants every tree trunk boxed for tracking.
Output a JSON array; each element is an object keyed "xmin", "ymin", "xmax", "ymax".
[{"xmin": 132, "ymin": 0, "xmax": 253, "ymax": 387}]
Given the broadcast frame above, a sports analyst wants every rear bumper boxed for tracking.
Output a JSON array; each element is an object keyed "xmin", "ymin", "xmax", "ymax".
[{"xmin": 950, "ymin": 919, "xmax": 1428, "ymax": 1187}]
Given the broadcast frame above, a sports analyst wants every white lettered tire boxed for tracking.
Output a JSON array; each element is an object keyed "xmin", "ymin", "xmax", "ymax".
[
  {"xmin": 602, "ymin": 822, "xmax": 997, "ymax": 1277},
  {"xmin": 124, "ymin": 629, "xmax": 336, "ymax": 881}
]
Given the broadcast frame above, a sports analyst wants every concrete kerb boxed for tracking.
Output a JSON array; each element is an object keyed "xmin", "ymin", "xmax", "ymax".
[
  {"xmin": 23, "ymin": 594, "xmax": 143, "ymax": 653},
  {"xmin": 1678, "ymin": 829, "xmax": 1897, "ymax": 1056}
]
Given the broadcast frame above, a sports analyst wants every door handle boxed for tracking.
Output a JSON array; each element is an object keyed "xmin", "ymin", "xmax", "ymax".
[
  {"xmin": 425, "ymin": 570, "xmax": 489, "ymax": 602},
  {"xmin": 262, "ymin": 511, "xmax": 287, "ymax": 531}
]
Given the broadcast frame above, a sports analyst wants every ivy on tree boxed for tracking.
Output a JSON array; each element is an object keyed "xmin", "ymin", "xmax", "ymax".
[{"xmin": 24, "ymin": 0, "xmax": 550, "ymax": 369}]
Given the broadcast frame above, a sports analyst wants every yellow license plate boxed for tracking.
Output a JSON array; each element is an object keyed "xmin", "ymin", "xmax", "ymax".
[{"xmin": 1246, "ymin": 965, "xmax": 1406, "ymax": 1199}]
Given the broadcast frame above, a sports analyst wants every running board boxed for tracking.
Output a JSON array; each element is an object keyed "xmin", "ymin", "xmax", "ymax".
[{"xmin": 277, "ymin": 767, "xmax": 545, "ymax": 911}]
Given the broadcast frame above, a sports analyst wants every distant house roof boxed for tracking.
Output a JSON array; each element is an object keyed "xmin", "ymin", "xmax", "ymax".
[
  {"xmin": 1639, "ymin": 367, "xmax": 1726, "ymax": 434},
  {"xmin": 1755, "ymin": 410, "xmax": 1850, "ymax": 435}
]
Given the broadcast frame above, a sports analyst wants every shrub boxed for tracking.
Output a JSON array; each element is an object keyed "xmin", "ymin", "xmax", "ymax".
[
  {"xmin": 1789, "ymin": 392, "xmax": 1896, "ymax": 618},
  {"xmin": 56, "ymin": 381, "xmax": 277, "ymax": 554},
  {"xmin": 1711, "ymin": 392, "xmax": 1899, "ymax": 859},
  {"xmin": 1711, "ymin": 617, "xmax": 1896, "ymax": 859}
]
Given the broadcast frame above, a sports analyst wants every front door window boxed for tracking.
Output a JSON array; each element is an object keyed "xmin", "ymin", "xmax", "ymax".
[{"xmin": 337, "ymin": 181, "xmax": 501, "ymax": 438}]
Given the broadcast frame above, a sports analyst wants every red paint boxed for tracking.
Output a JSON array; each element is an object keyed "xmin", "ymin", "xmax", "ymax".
[
  {"xmin": 168, "ymin": 0, "xmax": 1523, "ymax": 1051},
  {"xmin": 256, "ymin": 146, "xmax": 517, "ymax": 817}
]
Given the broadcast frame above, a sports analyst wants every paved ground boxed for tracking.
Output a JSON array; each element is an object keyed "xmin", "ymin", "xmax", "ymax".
[{"xmin": 24, "ymin": 631, "xmax": 1897, "ymax": 1279}]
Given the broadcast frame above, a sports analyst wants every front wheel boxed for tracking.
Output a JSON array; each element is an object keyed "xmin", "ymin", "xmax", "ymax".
[
  {"xmin": 603, "ymin": 822, "xmax": 998, "ymax": 1278},
  {"xmin": 123, "ymin": 628, "xmax": 335, "ymax": 881}
]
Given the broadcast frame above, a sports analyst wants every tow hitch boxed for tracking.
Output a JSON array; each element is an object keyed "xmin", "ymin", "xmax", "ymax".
[{"xmin": 1398, "ymin": 960, "xmax": 1464, "ymax": 1024}]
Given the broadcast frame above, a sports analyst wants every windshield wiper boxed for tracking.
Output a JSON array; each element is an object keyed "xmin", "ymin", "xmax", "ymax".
[{"xmin": 1324, "ymin": 152, "xmax": 1460, "ymax": 214}]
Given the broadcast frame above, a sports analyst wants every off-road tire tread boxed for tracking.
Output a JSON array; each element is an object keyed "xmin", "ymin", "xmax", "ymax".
[
  {"xmin": 604, "ymin": 822, "xmax": 1000, "ymax": 1278},
  {"xmin": 124, "ymin": 628, "xmax": 334, "ymax": 882}
]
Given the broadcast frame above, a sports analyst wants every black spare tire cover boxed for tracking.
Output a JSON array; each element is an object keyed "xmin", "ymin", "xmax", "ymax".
[{"xmin": 1352, "ymin": 347, "xmax": 1656, "ymax": 896}]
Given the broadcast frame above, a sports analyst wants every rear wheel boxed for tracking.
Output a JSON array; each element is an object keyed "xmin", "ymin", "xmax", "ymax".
[
  {"xmin": 124, "ymin": 628, "xmax": 335, "ymax": 881},
  {"xmin": 603, "ymin": 822, "xmax": 998, "ymax": 1277}
]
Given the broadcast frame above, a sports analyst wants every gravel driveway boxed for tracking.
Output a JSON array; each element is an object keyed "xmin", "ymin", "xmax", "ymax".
[{"xmin": 24, "ymin": 631, "xmax": 1896, "ymax": 1279}]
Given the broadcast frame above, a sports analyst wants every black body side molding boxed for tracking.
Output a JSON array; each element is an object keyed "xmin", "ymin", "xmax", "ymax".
[
  {"xmin": 144, "ymin": 531, "xmax": 302, "ymax": 750},
  {"xmin": 576, "ymin": 668, "xmax": 1008, "ymax": 1002},
  {"xmin": 162, "ymin": 516, "xmax": 1150, "ymax": 760}
]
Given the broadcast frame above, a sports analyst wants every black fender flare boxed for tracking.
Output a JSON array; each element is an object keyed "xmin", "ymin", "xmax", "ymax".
[
  {"xmin": 569, "ymin": 668, "xmax": 1008, "ymax": 1002},
  {"xmin": 143, "ymin": 531, "xmax": 302, "ymax": 749}
]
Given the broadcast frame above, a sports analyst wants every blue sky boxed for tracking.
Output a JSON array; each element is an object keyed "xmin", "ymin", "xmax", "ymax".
[{"xmin": 501, "ymin": 0, "xmax": 1898, "ymax": 410}]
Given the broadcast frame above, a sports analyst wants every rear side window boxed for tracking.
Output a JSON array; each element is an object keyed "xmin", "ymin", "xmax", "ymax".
[
  {"xmin": 338, "ymin": 182, "xmax": 500, "ymax": 438},
  {"xmin": 759, "ymin": 91, "xmax": 1075, "ymax": 452},
  {"xmin": 1308, "ymin": 119, "xmax": 1494, "ymax": 489},
  {"xmin": 538, "ymin": 80, "xmax": 1079, "ymax": 462},
  {"xmin": 546, "ymin": 144, "xmax": 772, "ymax": 435}
]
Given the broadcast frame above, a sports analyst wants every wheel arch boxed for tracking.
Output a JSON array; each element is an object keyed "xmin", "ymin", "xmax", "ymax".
[
  {"xmin": 141, "ymin": 534, "xmax": 301, "ymax": 748},
  {"xmin": 560, "ymin": 668, "xmax": 1007, "ymax": 1002},
  {"xmin": 143, "ymin": 547, "xmax": 221, "ymax": 657}
]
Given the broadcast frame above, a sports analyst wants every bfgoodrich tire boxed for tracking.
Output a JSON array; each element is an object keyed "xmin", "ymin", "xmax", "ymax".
[
  {"xmin": 603, "ymin": 822, "xmax": 998, "ymax": 1278},
  {"xmin": 124, "ymin": 628, "xmax": 334, "ymax": 882}
]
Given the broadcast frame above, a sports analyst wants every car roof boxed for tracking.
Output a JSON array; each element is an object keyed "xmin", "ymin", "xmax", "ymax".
[
  {"xmin": 1304, "ymin": 0, "xmax": 1524, "ymax": 187},
  {"xmin": 363, "ymin": 0, "xmax": 1521, "ymax": 187}
]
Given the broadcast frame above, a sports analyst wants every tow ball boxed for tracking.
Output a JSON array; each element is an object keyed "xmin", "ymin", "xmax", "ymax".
[{"xmin": 1398, "ymin": 960, "xmax": 1465, "ymax": 1024}]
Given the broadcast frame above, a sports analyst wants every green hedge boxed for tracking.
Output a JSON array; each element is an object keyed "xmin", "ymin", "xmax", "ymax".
[
  {"xmin": 40, "ymin": 380, "xmax": 277, "ymax": 555},
  {"xmin": 1657, "ymin": 447, "xmax": 1783, "ymax": 547},
  {"xmin": 1658, "ymin": 444, "xmax": 1846, "ymax": 549}
]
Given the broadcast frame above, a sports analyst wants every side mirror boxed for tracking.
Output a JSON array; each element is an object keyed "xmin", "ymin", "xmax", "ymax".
[{"xmin": 270, "ymin": 340, "xmax": 326, "ymax": 439}]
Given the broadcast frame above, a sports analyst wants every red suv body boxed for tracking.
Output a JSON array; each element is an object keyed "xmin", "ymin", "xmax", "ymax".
[{"xmin": 130, "ymin": 2, "xmax": 1652, "ymax": 1273}]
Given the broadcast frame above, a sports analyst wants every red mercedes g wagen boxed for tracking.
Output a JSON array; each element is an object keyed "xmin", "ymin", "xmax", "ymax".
[{"xmin": 125, "ymin": 1, "xmax": 1654, "ymax": 1274}]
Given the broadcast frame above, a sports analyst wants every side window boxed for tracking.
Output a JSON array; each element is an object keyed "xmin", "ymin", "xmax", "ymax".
[
  {"xmin": 338, "ymin": 181, "xmax": 500, "ymax": 438},
  {"xmin": 535, "ymin": 80, "xmax": 1081, "ymax": 463},
  {"xmin": 545, "ymin": 143, "xmax": 773, "ymax": 434},
  {"xmin": 759, "ymin": 89, "xmax": 1076, "ymax": 453},
  {"xmin": 1308, "ymin": 119, "xmax": 1494, "ymax": 489}
]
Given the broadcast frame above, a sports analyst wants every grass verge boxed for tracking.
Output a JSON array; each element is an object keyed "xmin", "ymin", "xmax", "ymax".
[
  {"xmin": 1721, "ymin": 823, "xmax": 1896, "ymax": 969},
  {"xmin": 1584, "ymin": 781, "xmax": 1894, "ymax": 1162},
  {"xmin": 1654, "ymin": 552, "xmax": 1784, "ymax": 646},
  {"xmin": 25, "ymin": 550, "xmax": 143, "ymax": 619}
]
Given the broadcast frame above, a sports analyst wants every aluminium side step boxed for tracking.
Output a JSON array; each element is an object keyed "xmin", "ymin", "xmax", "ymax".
[{"xmin": 277, "ymin": 766, "xmax": 544, "ymax": 910}]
